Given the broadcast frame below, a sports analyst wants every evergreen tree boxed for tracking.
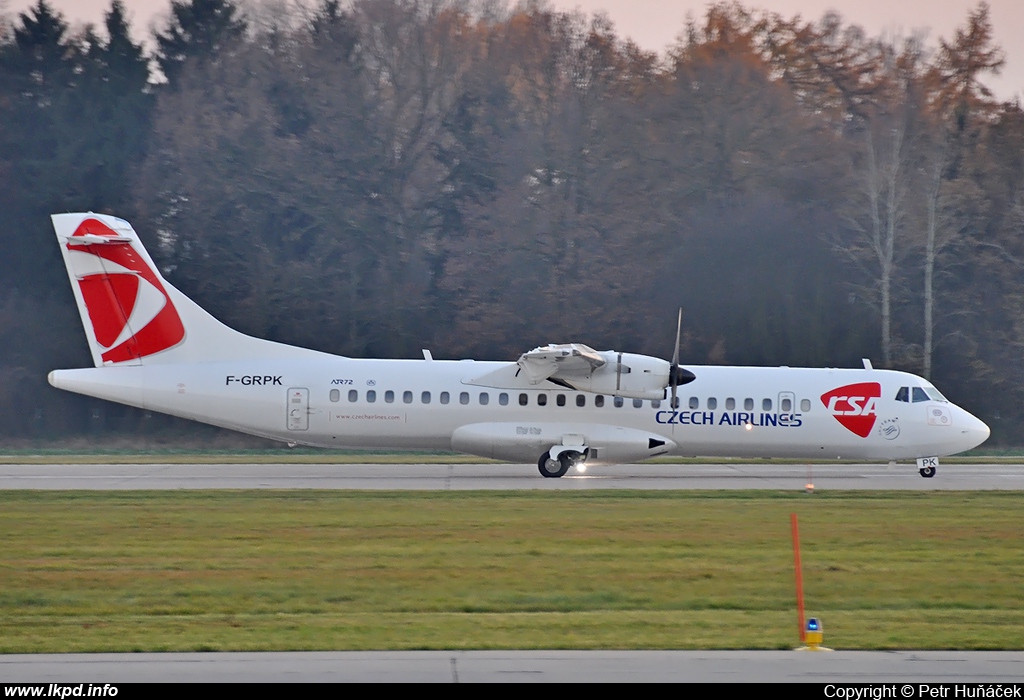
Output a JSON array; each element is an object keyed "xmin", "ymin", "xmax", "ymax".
[
  {"xmin": 72, "ymin": 0, "xmax": 153, "ymax": 212},
  {"xmin": 4, "ymin": 0, "xmax": 73, "ymax": 100},
  {"xmin": 97, "ymin": 0, "xmax": 150, "ymax": 94},
  {"xmin": 0, "ymin": 1, "xmax": 94, "ymax": 437},
  {"xmin": 154, "ymin": 0, "xmax": 247, "ymax": 87},
  {"xmin": 0, "ymin": 0, "xmax": 78, "ymax": 241},
  {"xmin": 0, "ymin": 1, "xmax": 75, "ymax": 167}
]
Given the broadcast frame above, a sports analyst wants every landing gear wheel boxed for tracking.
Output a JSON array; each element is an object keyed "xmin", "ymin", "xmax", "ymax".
[
  {"xmin": 538, "ymin": 451, "xmax": 570, "ymax": 478},
  {"xmin": 919, "ymin": 466, "xmax": 936, "ymax": 478}
]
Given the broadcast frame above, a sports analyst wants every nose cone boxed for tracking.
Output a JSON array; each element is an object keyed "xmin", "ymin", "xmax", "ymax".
[{"xmin": 958, "ymin": 409, "xmax": 990, "ymax": 452}]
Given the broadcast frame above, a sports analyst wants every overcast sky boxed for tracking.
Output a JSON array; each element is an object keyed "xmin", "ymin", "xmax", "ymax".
[{"xmin": 4, "ymin": 0, "xmax": 1022, "ymax": 101}]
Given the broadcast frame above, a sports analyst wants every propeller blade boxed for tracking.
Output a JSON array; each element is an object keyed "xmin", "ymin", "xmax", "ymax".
[
  {"xmin": 670, "ymin": 308, "xmax": 682, "ymax": 408},
  {"xmin": 672, "ymin": 308, "xmax": 682, "ymax": 368}
]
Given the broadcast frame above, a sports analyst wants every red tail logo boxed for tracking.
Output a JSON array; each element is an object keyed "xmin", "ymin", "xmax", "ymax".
[
  {"xmin": 820, "ymin": 382, "xmax": 881, "ymax": 438},
  {"xmin": 67, "ymin": 219, "xmax": 184, "ymax": 363}
]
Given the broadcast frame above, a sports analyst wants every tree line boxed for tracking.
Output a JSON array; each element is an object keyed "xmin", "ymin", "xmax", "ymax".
[{"xmin": 1, "ymin": 0, "xmax": 1022, "ymax": 445}]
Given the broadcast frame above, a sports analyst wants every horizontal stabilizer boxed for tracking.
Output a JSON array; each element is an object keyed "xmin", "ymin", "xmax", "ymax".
[{"xmin": 64, "ymin": 233, "xmax": 134, "ymax": 245}]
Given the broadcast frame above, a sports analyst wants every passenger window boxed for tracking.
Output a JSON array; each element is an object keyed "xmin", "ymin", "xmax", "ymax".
[
  {"xmin": 896, "ymin": 387, "xmax": 910, "ymax": 402},
  {"xmin": 595, "ymin": 395, "xmax": 604, "ymax": 408},
  {"xmin": 688, "ymin": 396, "xmax": 698, "ymax": 409},
  {"xmin": 421, "ymin": 391, "xmax": 431, "ymax": 404},
  {"xmin": 385, "ymin": 390, "xmax": 394, "ymax": 403},
  {"xmin": 440, "ymin": 392, "xmax": 449, "ymax": 404},
  {"xmin": 576, "ymin": 395, "xmax": 586, "ymax": 407},
  {"xmin": 403, "ymin": 391, "xmax": 413, "ymax": 404},
  {"xmin": 633, "ymin": 398, "xmax": 643, "ymax": 408},
  {"xmin": 348, "ymin": 389, "xmax": 358, "ymax": 402},
  {"xmin": 499, "ymin": 393, "xmax": 509, "ymax": 406},
  {"xmin": 651, "ymin": 399, "xmax": 661, "ymax": 409},
  {"xmin": 744, "ymin": 398, "xmax": 754, "ymax": 411},
  {"xmin": 762, "ymin": 398, "xmax": 772, "ymax": 411},
  {"xmin": 670, "ymin": 396, "xmax": 680, "ymax": 409},
  {"xmin": 556, "ymin": 394, "xmax": 566, "ymax": 407},
  {"xmin": 460, "ymin": 392, "xmax": 469, "ymax": 405},
  {"xmin": 726, "ymin": 398, "xmax": 735, "ymax": 410},
  {"xmin": 538, "ymin": 394, "xmax": 547, "ymax": 406},
  {"xmin": 912, "ymin": 387, "xmax": 929, "ymax": 403},
  {"xmin": 707, "ymin": 397, "xmax": 717, "ymax": 410},
  {"xmin": 519, "ymin": 393, "xmax": 529, "ymax": 406},
  {"xmin": 780, "ymin": 397, "xmax": 791, "ymax": 412},
  {"xmin": 329, "ymin": 389, "xmax": 340, "ymax": 402},
  {"xmin": 479, "ymin": 393, "xmax": 489, "ymax": 405},
  {"xmin": 614, "ymin": 397, "xmax": 624, "ymax": 408},
  {"xmin": 800, "ymin": 399, "xmax": 811, "ymax": 412},
  {"xmin": 367, "ymin": 390, "xmax": 376, "ymax": 403}
]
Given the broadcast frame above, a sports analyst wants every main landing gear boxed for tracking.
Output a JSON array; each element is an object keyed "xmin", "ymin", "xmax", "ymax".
[
  {"xmin": 919, "ymin": 465, "xmax": 936, "ymax": 478},
  {"xmin": 537, "ymin": 450, "xmax": 583, "ymax": 478}
]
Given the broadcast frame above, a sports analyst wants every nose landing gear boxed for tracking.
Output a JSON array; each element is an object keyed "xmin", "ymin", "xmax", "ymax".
[{"xmin": 916, "ymin": 457, "xmax": 938, "ymax": 479}]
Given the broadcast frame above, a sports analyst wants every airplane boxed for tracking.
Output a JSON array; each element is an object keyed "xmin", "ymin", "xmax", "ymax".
[{"xmin": 47, "ymin": 212, "xmax": 990, "ymax": 479}]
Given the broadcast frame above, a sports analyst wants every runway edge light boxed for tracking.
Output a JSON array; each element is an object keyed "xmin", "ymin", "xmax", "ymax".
[{"xmin": 797, "ymin": 617, "xmax": 832, "ymax": 652}]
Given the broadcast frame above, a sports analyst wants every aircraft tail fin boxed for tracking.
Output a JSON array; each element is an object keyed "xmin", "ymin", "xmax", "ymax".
[{"xmin": 52, "ymin": 213, "xmax": 324, "ymax": 367}]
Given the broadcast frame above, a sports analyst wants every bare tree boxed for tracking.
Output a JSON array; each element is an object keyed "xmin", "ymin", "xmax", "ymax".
[
  {"xmin": 842, "ymin": 107, "xmax": 917, "ymax": 366},
  {"xmin": 917, "ymin": 2, "xmax": 1003, "ymax": 377},
  {"xmin": 918, "ymin": 125, "xmax": 982, "ymax": 378}
]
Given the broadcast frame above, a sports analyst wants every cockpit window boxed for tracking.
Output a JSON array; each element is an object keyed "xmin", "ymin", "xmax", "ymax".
[
  {"xmin": 924, "ymin": 387, "xmax": 947, "ymax": 402},
  {"xmin": 896, "ymin": 387, "xmax": 909, "ymax": 402},
  {"xmin": 912, "ymin": 387, "xmax": 929, "ymax": 403}
]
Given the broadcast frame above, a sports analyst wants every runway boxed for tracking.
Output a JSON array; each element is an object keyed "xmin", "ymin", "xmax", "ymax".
[
  {"xmin": 0, "ymin": 461, "xmax": 1022, "ymax": 490},
  {"xmin": 2, "ymin": 650, "xmax": 1024, "ymax": 683}
]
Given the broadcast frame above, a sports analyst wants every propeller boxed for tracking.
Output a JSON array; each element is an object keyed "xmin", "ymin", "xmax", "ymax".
[{"xmin": 669, "ymin": 308, "xmax": 696, "ymax": 408}]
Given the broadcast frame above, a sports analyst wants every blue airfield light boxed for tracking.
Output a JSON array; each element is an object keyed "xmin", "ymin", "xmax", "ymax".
[{"xmin": 800, "ymin": 617, "xmax": 828, "ymax": 650}]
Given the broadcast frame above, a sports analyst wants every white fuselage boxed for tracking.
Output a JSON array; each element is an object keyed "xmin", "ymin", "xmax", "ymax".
[{"xmin": 49, "ymin": 356, "xmax": 991, "ymax": 464}]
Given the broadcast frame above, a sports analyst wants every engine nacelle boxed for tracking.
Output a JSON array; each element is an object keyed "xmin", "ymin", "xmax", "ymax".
[
  {"xmin": 515, "ymin": 344, "xmax": 694, "ymax": 400},
  {"xmin": 563, "ymin": 352, "xmax": 670, "ymax": 400}
]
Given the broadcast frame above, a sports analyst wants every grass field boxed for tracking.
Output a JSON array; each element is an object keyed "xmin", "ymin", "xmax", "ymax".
[{"xmin": 0, "ymin": 490, "xmax": 1022, "ymax": 652}]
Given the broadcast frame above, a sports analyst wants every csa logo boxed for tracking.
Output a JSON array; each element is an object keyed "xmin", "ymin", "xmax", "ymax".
[
  {"xmin": 820, "ymin": 382, "xmax": 882, "ymax": 438},
  {"xmin": 67, "ymin": 218, "xmax": 185, "ymax": 363}
]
